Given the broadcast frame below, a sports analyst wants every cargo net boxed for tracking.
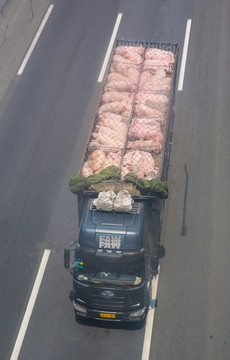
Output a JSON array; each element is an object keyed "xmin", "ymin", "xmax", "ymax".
[
  {"xmin": 81, "ymin": 148, "xmax": 123, "ymax": 177},
  {"xmin": 81, "ymin": 41, "xmax": 177, "ymax": 180},
  {"xmin": 121, "ymin": 149, "xmax": 158, "ymax": 180}
]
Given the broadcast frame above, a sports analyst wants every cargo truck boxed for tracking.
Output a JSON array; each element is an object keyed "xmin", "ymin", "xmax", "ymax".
[{"xmin": 64, "ymin": 40, "xmax": 178, "ymax": 322}]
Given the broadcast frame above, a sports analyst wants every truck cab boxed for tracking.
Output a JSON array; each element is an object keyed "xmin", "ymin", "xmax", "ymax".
[{"xmin": 64, "ymin": 194, "xmax": 160, "ymax": 322}]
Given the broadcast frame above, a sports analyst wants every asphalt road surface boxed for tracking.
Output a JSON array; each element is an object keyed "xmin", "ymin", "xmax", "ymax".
[{"xmin": 0, "ymin": 0, "xmax": 230, "ymax": 359}]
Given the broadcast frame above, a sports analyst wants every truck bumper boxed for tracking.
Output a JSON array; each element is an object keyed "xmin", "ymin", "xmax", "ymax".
[{"xmin": 73, "ymin": 300, "xmax": 146, "ymax": 322}]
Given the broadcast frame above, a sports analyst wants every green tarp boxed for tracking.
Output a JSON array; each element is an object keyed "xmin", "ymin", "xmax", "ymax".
[
  {"xmin": 124, "ymin": 172, "xmax": 168, "ymax": 199},
  {"xmin": 69, "ymin": 166, "xmax": 120, "ymax": 193},
  {"xmin": 69, "ymin": 166, "xmax": 168, "ymax": 199}
]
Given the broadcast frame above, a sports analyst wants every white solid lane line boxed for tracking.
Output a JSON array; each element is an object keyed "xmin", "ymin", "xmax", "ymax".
[
  {"xmin": 141, "ymin": 266, "xmax": 160, "ymax": 360},
  {"xmin": 10, "ymin": 249, "xmax": 51, "ymax": 360},
  {"xmin": 178, "ymin": 19, "xmax": 192, "ymax": 91},
  {"xmin": 17, "ymin": 4, "xmax": 54, "ymax": 76},
  {"xmin": 97, "ymin": 13, "xmax": 123, "ymax": 83}
]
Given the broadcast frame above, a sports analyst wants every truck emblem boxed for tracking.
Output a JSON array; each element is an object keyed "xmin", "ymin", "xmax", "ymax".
[
  {"xmin": 100, "ymin": 291, "xmax": 115, "ymax": 299},
  {"xmin": 99, "ymin": 235, "xmax": 121, "ymax": 249}
]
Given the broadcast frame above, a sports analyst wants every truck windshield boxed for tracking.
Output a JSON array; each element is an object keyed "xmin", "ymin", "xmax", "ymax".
[{"xmin": 75, "ymin": 260, "xmax": 143, "ymax": 286}]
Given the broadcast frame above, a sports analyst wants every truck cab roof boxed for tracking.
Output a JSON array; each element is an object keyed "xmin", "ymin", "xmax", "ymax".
[{"xmin": 78, "ymin": 198, "xmax": 146, "ymax": 251}]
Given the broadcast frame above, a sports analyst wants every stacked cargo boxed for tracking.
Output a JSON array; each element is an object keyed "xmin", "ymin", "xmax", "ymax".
[
  {"xmin": 81, "ymin": 44, "xmax": 143, "ymax": 178},
  {"xmin": 72, "ymin": 41, "xmax": 178, "ymax": 195}
]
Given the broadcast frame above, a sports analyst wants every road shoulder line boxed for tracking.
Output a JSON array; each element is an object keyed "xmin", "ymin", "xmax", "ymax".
[
  {"xmin": 97, "ymin": 13, "xmax": 123, "ymax": 83},
  {"xmin": 10, "ymin": 249, "xmax": 51, "ymax": 360},
  {"xmin": 178, "ymin": 19, "xmax": 192, "ymax": 91},
  {"xmin": 17, "ymin": 4, "xmax": 54, "ymax": 76},
  {"xmin": 141, "ymin": 266, "xmax": 160, "ymax": 360}
]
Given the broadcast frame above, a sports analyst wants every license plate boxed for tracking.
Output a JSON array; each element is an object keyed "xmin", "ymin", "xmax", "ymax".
[{"xmin": 100, "ymin": 313, "xmax": 116, "ymax": 319}]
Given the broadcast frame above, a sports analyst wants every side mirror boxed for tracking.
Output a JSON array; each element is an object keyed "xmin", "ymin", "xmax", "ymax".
[{"xmin": 64, "ymin": 248, "xmax": 70, "ymax": 269}]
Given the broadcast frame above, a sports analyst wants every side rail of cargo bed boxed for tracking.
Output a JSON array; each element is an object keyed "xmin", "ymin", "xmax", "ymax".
[{"xmin": 78, "ymin": 40, "xmax": 178, "ymax": 192}]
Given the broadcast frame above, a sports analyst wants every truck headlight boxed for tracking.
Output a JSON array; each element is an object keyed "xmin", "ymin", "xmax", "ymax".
[
  {"xmin": 73, "ymin": 301, "xmax": 87, "ymax": 314},
  {"xmin": 129, "ymin": 307, "xmax": 146, "ymax": 318}
]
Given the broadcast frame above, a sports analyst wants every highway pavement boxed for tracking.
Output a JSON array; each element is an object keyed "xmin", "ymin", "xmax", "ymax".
[
  {"xmin": 0, "ymin": 0, "xmax": 230, "ymax": 359},
  {"xmin": 151, "ymin": 1, "xmax": 230, "ymax": 359}
]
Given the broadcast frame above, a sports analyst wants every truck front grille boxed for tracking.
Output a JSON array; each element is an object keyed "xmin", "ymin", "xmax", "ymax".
[{"xmin": 91, "ymin": 294, "xmax": 125, "ymax": 310}]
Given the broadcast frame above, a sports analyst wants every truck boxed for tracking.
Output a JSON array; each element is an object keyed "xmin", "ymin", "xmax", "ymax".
[{"xmin": 64, "ymin": 40, "xmax": 178, "ymax": 322}]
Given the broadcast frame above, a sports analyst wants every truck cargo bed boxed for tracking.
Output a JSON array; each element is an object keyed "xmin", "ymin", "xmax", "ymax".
[{"xmin": 79, "ymin": 40, "xmax": 178, "ymax": 185}]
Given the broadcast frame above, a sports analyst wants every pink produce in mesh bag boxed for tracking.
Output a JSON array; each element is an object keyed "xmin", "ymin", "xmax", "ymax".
[
  {"xmin": 106, "ymin": 70, "xmax": 138, "ymax": 86},
  {"xmin": 98, "ymin": 100, "xmax": 133, "ymax": 117},
  {"xmin": 105, "ymin": 79, "xmax": 135, "ymax": 92},
  {"xmin": 139, "ymin": 69, "xmax": 172, "ymax": 93},
  {"xmin": 129, "ymin": 123, "xmax": 163, "ymax": 142},
  {"xmin": 134, "ymin": 104, "xmax": 162, "ymax": 117},
  {"xmin": 129, "ymin": 116, "xmax": 165, "ymax": 127},
  {"xmin": 144, "ymin": 48, "xmax": 174, "ymax": 72},
  {"xmin": 82, "ymin": 149, "xmax": 123, "ymax": 176},
  {"xmin": 89, "ymin": 149, "xmax": 107, "ymax": 173},
  {"xmin": 91, "ymin": 124, "xmax": 127, "ymax": 148},
  {"xmin": 113, "ymin": 52, "xmax": 143, "ymax": 65},
  {"xmin": 94, "ymin": 125, "xmax": 126, "ymax": 141},
  {"xmin": 145, "ymin": 48, "xmax": 174, "ymax": 62},
  {"xmin": 143, "ymin": 59, "xmax": 173, "ymax": 73},
  {"xmin": 139, "ymin": 78, "xmax": 171, "ymax": 93},
  {"xmin": 96, "ymin": 118, "xmax": 128, "ymax": 133},
  {"xmin": 126, "ymin": 140, "xmax": 162, "ymax": 154},
  {"xmin": 115, "ymin": 45, "xmax": 144, "ymax": 56},
  {"xmin": 136, "ymin": 91, "xmax": 169, "ymax": 113},
  {"xmin": 121, "ymin": 150, "xmax": 158, "ymax": 180},
  {"xmin": 102, "ymin": 91, "xmax": 134, "ymax": 104},
  {"xmin": 140, "ymin": 68, "xmax": 166, "ymax": 83},
  {"xmin": 126, "ymin": 67, "xmax": 140, "ymax": 83},
  {"xmin": 129, "ymin": 117, "xmax": 161, "ymax": 131},
  {"xmin": 107, "ymin": 72, "xmax": 130, "ymax": 83},
  {"xmin": 82, "ymin": 161, "xmax": 93, "ymax": 177},
  {"xmin": 99, "ymin": 112, "xmax": 128, "ymax": 124},
  {"xmin": 110, "ymin": 62, "xmax": 140, "ymax": 83},
  {"xmin": 106, "ymin": 150, "xmax": 122, "ymax": 168},
  {"xmin": 89, "ymin": 136, "xmax": 124, "ymax": 149}
]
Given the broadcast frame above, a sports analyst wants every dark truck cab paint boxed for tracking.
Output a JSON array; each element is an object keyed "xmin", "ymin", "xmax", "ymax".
[{"xmin": 64, "ymin": 195, "xmax": 160, "ymax": 321}]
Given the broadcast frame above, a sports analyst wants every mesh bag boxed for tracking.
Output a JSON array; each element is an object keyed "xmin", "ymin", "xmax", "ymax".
[
  {"xmin": 81, "ymin": 149, "xmax": 123, "ymax": 177},
  {"xmin": 121, "ymin": 150, "xmax": 159, "ymax": 180},
  {"xmin": 75, "ymin": 41, "xmax": 178, "ymax": 193},
  {"xmin": 98, "ymin": 99, "xmax": 133, "ymax": 118},
  {"xmin": 115, "ymin": 45, "xmax": 145, "ymax": 57},
  {"xmin": 127, "ymin": 117, "xmax": 163, "ymax": 154},
  {"xmin": 144, "ymin": 48, "xmax": 175, "ymax": 73},
  {"xmin": 106, "ymin": 63, "xmax": 141, "ymax": 91},
  {"xmin": 139, "ymin": 69, "xmax": 172, "ymax": 94},
  {"xmin": 102, "ymin": 90, "xmax": 135, "ymax": 104},
  {"xmin": 135, "ymin": 91, "xmax": 169, "ymax": 114}
]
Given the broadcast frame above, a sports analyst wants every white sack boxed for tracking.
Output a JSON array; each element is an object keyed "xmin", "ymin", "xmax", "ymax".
[
  {"xmin": 114, "ymin": 190, "xmax": 133, "ymax": 212},
  {"xmin": 93, "ymin": 190, "xmax": 116, "ymax": 211}
]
